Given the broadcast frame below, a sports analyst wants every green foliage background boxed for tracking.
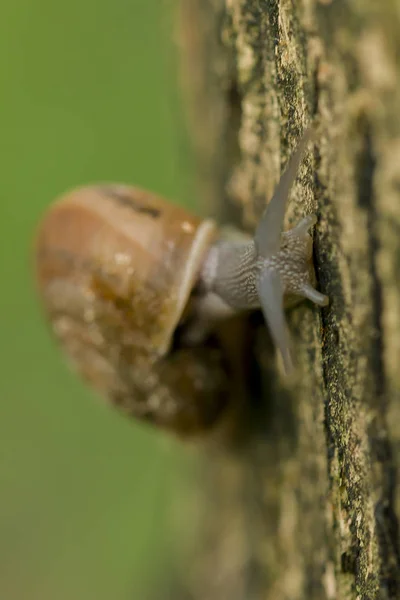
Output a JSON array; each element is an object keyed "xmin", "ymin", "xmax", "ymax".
[{"xmin": 0, "ymin": 1, "xmax": 191, "ymax": 598}]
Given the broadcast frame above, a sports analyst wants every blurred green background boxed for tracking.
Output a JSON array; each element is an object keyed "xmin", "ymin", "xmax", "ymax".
[{"xmin": 0, "ymin": 1, "xmax": 194, "ymax": 598}]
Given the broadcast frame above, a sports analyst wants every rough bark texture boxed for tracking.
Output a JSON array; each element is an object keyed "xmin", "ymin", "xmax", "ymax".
[{"xmin": 168, "ymin": 1, "xmax": 400, "ymax": 599}]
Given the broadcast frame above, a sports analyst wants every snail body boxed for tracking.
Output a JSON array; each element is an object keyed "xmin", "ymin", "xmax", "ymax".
[{"xmin": 35, "ymin": 129, "xmax": 328, "ymax": 434}]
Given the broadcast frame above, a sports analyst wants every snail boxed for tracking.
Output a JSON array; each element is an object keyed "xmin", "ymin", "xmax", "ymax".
[{"xmin": 35, "ymin": 128, "xmax": 328, "ymax": 435}]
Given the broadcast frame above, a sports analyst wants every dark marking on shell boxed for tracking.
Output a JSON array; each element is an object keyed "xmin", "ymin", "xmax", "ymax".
[{"xmin": 100, "ymin": 185, "xmax": 161, "ymax": 218}]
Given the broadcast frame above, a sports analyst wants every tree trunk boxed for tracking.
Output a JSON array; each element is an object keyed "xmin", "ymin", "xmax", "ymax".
[{"xmin": 167, "ymin": 1, "xmax": 400, "ymax": 599}]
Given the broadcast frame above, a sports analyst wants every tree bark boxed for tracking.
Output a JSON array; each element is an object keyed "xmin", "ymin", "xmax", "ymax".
[{"xmin": 168, "ymin": 1, "xmax": 400, "ymax": 599}]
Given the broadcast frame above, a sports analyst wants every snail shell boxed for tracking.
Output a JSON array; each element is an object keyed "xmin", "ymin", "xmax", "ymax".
[{"xmin": 35, "ymin": 184, "xmax": 230, "ymax": 435}]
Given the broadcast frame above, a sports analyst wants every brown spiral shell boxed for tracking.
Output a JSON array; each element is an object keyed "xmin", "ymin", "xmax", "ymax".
[{"xmin": 35, "ymin": 184, "xmax": 230, "ymax": 435}]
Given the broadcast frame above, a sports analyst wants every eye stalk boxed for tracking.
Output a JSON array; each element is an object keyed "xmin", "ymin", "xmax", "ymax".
[{"xmin": 254, "ymin": 127, "xmax": 316, "ymax": 257}]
